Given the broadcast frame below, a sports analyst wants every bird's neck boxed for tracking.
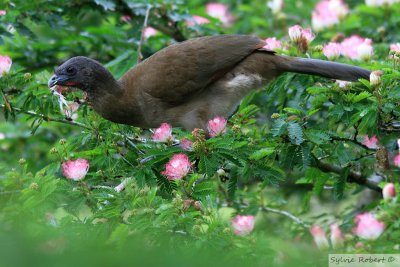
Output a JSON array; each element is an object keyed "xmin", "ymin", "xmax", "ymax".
[{"xmin": 87, "ymin": 73, "xmax": 145, "ymax": 126}]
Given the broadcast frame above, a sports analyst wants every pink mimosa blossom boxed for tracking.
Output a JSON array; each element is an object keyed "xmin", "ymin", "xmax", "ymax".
[
  {"xmin": 310, "ymin": 225, "xmax": 329, "ymax": 249},
  {"xmin": 0, "ymin": 10, "xmax": 6, "ymax": 16},
  {"xmin": 288, "ymin": 25, "xmax": 315, "ymax": 52},
  {"xmin": 206, "ymin": 3, "xmax": 234, "ymax": 26},
  {"xmin": 143, "ymin": 27, "xmax": 158, "ymax": 39},
  {"xmin": 323, "ymin": 42, "xmax": 342, "ymax": 60},
  {"xmin": 336, "ymin": 80, "xmax": 351, "ymax": 88},
  {"xmin": 62, "ymin": 159, "xmax": 89, "ymax": 181},
  {"xmin": 330, "ymin": 223, "xmax": 345, "ymax": 249},
  {"xmin": 186, "ymin": 15, "xmax": 210, "ymax": 26},
  {"xmin": 267, "ymin": 0, "xmax": 283, "ymax": 14},
  {"xmin": 288, "ymin": 25, "xmax": 303, "ymax": 42},
  {"xmin": 179, "ymin": 138, "xmax": 193, "ymax": 150},
  {"xmin": 341, "ymin": 36, "xmax": 373, "ymax": 60},
  {"xmin": 207, "ymin": 116, "xmax": 227, "ymax": 137},
  {"xmin": 162, "ymin": 153, "xmax": 192, "ymax": 180},
  {"xmin": 382, "ymin": 183, "xmax": 396, "ymax": 201},
  {"xmin": 312, "ymin": 0, "xmax": 348, "ymax": 31},
  {"xmin": 353, "ymin": 212, "xmax": 385, "ymax": 240},
  {"xmin": 231, "ymin": 215, "xmax": 255, "ymax": 236},
  {"xmin": 370, "ymin": 70, "xmax": 383, "ymax": 86},
  {"xmin": 64, "ymin": 102, "xmax": 80, "ymax": 120},
  {"xmin": 0, "ymin": 55, "xmax": 12, "ymax": 76},
  {"xmin": 152, "ymin": 123, "xmax": 173, "ymax": 142},
  {"xmin": 362, "ymin": 135, "xmax": 378, "ymax": 149},
  {"xmin": 263, "ymin": 37, "xmax": 282, "ymax": 50},
  {"xmin": 390, "ymin": 43, "xmax": 400, "ymax": 53},
  {"xmin": 394, "ymin": 154, "xmax": 400, "ymax": 167},
  {"xmin": 120, "ymin": 15, "xmax": 131, "ymax": 23}
]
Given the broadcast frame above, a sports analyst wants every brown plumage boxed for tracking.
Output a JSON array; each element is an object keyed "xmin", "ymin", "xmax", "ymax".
[{"xmin": 48, "ymin": 35, "xmax": 371, "ymax": 131}]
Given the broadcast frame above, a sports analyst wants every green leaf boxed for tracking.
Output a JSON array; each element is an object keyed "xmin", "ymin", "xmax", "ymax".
[
  {"xmin": 287, "ymin": 122, "xmax": 303, "ymax": 145},
  {"xmin": 271, "ymin": 118, "xmax": 287, "ymax": 137},
  {"xmin": 94, "ymin": 0, "xmax": 115, "ymax": 10},
  {"xmin": 249, "ymin": 147, "xmax": 275, "ymax": 160}
]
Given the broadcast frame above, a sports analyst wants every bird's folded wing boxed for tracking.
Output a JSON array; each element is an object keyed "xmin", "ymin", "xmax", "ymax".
[{"xmin": 121, "ymin": 35, "xmax": 271, "ymax": 105}]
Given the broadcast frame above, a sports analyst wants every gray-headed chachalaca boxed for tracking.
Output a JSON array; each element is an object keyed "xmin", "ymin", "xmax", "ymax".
[{"xmin": 48, "ymin": 35, "xmax": 371, "ymax": 131}]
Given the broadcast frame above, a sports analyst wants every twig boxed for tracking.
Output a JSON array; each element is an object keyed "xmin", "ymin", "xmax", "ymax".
[
  {"xmin": 1, "ymin": 104, "xmax": 91, "ymax": 130},
  {"xmin": 137, "ymin": 4, "xmax": 152, "ymax": 63},
  {"xmin": 314, "ymin": 158, "xmax": 382, "ymax": 192},
  {"xmin": 260, "ymin": 206, "xmax": 311, "ymax": 228},
  {"xmin": 331, "ymin": 136, "xmax": 374, "ymax": 150}
]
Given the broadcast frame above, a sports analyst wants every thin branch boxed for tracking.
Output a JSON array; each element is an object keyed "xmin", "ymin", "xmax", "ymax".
[
  {"xmin": 260, "ymin": 206, "xmax": 311, "ymax": 229},
  {"xmin": 137, "ymin": 4, "xmax": 152, "ymax": 63},
  {"xmin": 314, "ymin": 158, "xmax": 382, "ymax": 192},
  {"xmin": 331, "ymin": 136, "xmax": 374, "ymax": 150},
  {"xmin": 1, "ymin": 104, "xmax": 91, "ymax": 130}
]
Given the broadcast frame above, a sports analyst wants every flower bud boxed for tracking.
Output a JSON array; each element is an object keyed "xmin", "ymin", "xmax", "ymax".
[
  {"xmin": 29, "ymin": 182, "xmax": 39, "ymax": 190},
  {"xmin": 24, "ymin": 72, "xmax": 32, "ymax": 80},
  {"xmin": 59, "ymin": 139, "xmax": 67, "ymax": 145},
  {"xmin": 382, "ymin": 183, "xmax": 396, "ymax": 201},
  {"xmin": 18, "ymin": 158, "xmax": 26, "ymax": 165},
  {"xmin": 50, "ymin": 147, "xmax": 58, "ymax": 154},
  {"xmin": 271, "ymin": 113, "xmax": 280, "ymax": 119},
  {"xmin": 370, "ymin": 70, "xmax": 383, "ymax": 87}
]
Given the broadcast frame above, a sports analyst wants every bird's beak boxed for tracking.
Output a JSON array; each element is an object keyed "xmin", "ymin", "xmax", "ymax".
[{"xmin": 48, "ymin": 74, "xmax": 70, "ymax": 88}]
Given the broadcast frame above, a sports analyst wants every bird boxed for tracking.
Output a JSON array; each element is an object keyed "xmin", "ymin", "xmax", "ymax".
[{"xmin": 48, "ymin": 34, "xmax": 371, "ymax": 131}]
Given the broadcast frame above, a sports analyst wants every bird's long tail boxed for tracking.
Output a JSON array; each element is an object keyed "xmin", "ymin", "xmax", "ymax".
[{"xmin": 276, "ymin": 55, "xmax": 371, "ymax": 81}]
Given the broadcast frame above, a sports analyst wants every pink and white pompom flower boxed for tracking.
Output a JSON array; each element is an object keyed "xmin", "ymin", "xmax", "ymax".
[
  {"xmin": 362, "ymin": 135, "xmax": 378, "ymax": 149},
  {"xmin": 162, "ymin": 153, "xmax": 192, "ymax": 180},
  {"xmin": 323, "ymin": 42, "xmax": 342, "ymax": 60},
  {"xmin": 231, "ymin": 215, "xmax": 255, "ymax": 236},
  {"xmin": 341, "ymin": 35, "xmax": 374, "ymax": 61},
  {"xmin": 312, "ymin": 0, "xmax": 348, "ymax": 31},
  {"xmin": 382, "ymin": 183, "xmax": 396, "ymax": 201},
  {"xmin": 0, "ymin": 55, "xmax": 12, "ymax": 77},
  {"xmin": 152, "ymin": 123, "xmax": 173, "ymax": 142},
  {"xmin": 207, "ymin": 116, "xmax": 227, "ymax": 137},
  {"xmin": 330, "ymin": 223, "xmax": 345, "ymax": 249},
  {"xmin": 310, "ymin": 225, "xmax": 329, "ymax": 250},
  {"xmin": 263, "ymin": 37, "xmax": 283, "ymax": 50},
  {"xmin": 62, "ymin": 158, "xmax": 90, "ymax": 181},
  {"xmin": 353, "ymin": 212, "xmax": 385, "ymax": 240},
  {"xmin": 205, "ymin": 3, "xmax": 234, "ymax": 27}
]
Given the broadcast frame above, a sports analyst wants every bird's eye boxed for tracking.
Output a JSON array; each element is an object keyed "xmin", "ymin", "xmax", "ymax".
[{"xmin": 66, "ymin": 67, "xmax": 76, "ymax": 75}]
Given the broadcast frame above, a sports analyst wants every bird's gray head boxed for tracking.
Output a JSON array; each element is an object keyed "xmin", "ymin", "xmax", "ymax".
[{"xmin": 48, "ymin": 56, "xmax": 112, "ymax": 92}]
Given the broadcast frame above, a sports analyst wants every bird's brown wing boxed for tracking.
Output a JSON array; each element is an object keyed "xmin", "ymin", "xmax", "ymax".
[{"xmin": 121, "ymin": 35, "xmax": 272, "ymax": 105}]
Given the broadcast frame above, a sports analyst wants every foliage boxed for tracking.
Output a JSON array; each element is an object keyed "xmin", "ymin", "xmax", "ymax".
[{"xmin": 1, "ymin": 0, "xmax": 400, "ymax": 266}]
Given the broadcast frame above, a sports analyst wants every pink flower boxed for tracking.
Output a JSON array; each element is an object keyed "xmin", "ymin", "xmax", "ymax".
[
  {"xmin": 162, "ymin": 153, "xmax": 192, "ymax": 180},
  {"xmin": 312, "ymin": 0, "xmax": 348, "ymax": 31},
  {"xmin": 64, "ymin": 102, "xmax": 80, "ymax": 120},
  {"xmin": 330, "ymin": 224, "xmax": 345, "ymax": 249},
  {"xmin": 341, "ymin": 36, "xmax": 373, "ymax": 60},
  {"xmin": 179, "ymin": 138, "xmax": 193, "ymax": 150},
  {"xmin": 231, "ymin": 215, "xmax": 255, "ymax": 236},
  {"xmin": 323, "ymin": 42, "xmax": 342, "ymax": 60},
  {"xmin": 288, "ymin": 25, "xmax": 303, "ymax": 42},
  {"xmin": 355, "ymin": 241, "xmax": 364, "ymax": 248},
  {"xmin": 143, "ymin": 27, "xmax": 158, "ymax": 39},
  {"xmin": 263, "ymin": 37, "xmax": 282, "ymax": 50},
  {"xmin": 353, "ymin": 212, "xmax": 385, "ymax": 240},
  {"xmin": 207, "ymin": 116, "xmax": 227, "ymax": 137},
  {"xmin": 206, "ymin": 3, "xmax": 234, "ymax": 26},
  {"xmin": 267, "ymin": 0, "xmax": 283, "ymax": 14},
  {"xmin": 0, "ymin": 55, "xmax": 12, "ymax": 76},
  {"xmin": 310, "ymin": 225, "xmax": 329, "ymax": 250},
  {"xmin": 382, "ymin": 183, "xmax": 396, "ymax": 201},
  {"xmin": 0, "ymin": 10, "xmax": 6, "ymax": 16},
  {"xmin": 288, "ymin": 25, "xmax": 315, "ymax": 44},
  {"xmin": 362, "ymin": 135, "xmax": 378, "ymax": 149},
  {"xmin": 62, "ymin": 159, "xmax": 89, "ymax": 181},
  {"xmin": 394, "ymin": 154, "xmax": 400, "ymax": 167},
  {"xmin": 186, "ymin": 15, "xmax": 210, "ymax": 27},
  {"xmin": 336, "ymin": 80, "xmax": 351, "ymax": 88},
  {"xmin": 152, "ymin": 123, "xmax": 173, "ymax": 142},
  {"xmin": 390, "ymin": 43, "xmax": 400, "ymax": 53},
  {"xmin": 120, "ymin": 15, "xmax": 131, "ymax": 23},
  {"xmin": 0, "ymin": 132, "xmax": 5, "ymax": 140}
]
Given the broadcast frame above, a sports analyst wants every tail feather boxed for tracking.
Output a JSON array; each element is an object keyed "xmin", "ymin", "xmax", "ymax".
[{"xmin": 278, "ymin": 56, "xmax": 371, "ymax": 82}]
